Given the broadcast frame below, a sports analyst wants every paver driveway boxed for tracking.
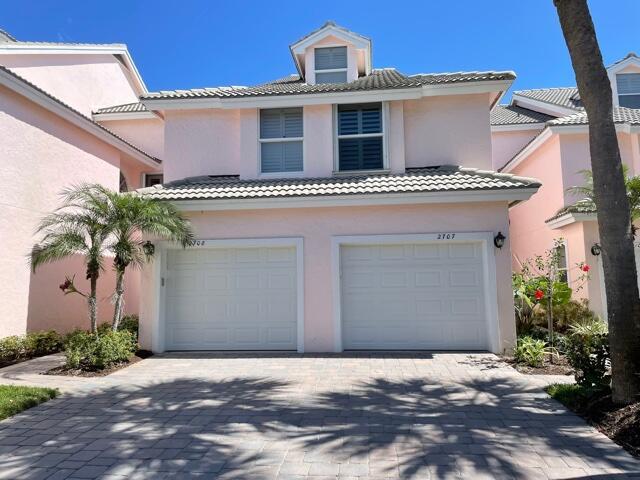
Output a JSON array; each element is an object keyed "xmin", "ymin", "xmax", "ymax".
[{"xmin": 0, "ymin": 352, "xmax": 639, "ymax": 479}]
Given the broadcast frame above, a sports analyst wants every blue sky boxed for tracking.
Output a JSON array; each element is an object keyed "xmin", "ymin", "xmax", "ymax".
[{"xmin": 2, "ymin": 1, "xmax": 639, "ymax": 99}]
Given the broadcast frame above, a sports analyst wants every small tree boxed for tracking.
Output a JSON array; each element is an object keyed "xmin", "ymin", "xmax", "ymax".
[
  {"xmin": 518, "ymin": 239, "xmax": 590, "ymax": 359},
  {"xmin": 102, "ymin": 188, "xmax": 193, "ymax": 330},
  {"xmin": 30, "ymin": 185, "xmax": 112, "ymax": 333}
]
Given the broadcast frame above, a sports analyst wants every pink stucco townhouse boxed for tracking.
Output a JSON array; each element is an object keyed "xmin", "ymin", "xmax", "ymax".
[
  {"xmin": 491, "ymin": 52, "xmax": 640, "ymax": 320},
  {"xmin": 133, "ymin": 22, "xmax": 540, "ymax": 354},
  {"xmin": 0, "ymin": 28, "xmax": 163, "ymax": 337}
]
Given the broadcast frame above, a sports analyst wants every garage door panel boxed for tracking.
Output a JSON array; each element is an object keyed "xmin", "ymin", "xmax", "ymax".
[
  {"xmin": 165, "ymin": 246, "xmax": 297, "ymax": 350},
  {"xmin": 341, "ymin": 242, "xmax": 488, "ymax": 350}
]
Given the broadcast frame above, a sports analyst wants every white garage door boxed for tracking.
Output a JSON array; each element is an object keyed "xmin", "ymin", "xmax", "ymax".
[
  {"xmin": 165, "ymin": 246, "xmax": 298, "ymax": 350},
  {"xmin": 341, "ymin": 242, "xmax": 489, "ymax": 350}
]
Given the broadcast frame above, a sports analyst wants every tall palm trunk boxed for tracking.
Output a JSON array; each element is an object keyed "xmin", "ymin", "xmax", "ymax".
[
  {"xmin": 554, "ymin": 0, "xmax": 640, "ymax": 404},
  {"xmin": 112, "ymin": 267, "xmax": 126, "ymax": 331},
  {"xmin": 88, "ymin": 273, "xmax": 98, "ymax": 334}
]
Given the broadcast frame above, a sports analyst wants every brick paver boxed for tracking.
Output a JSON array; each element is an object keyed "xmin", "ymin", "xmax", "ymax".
[{"xmin": 0, "ymin": 352, "xmax": 639, "ymax": 479}]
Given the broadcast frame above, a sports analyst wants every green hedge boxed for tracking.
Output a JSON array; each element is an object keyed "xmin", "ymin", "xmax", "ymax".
[
  {"xmin": 0, "ymin": 331, "xmax": 63, "ymax": 366},
  {"xmin": 64, "ymin": 329, "xmax": 136, "ymax": 370}
]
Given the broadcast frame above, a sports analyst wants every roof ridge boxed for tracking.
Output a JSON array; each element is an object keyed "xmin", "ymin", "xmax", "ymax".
[{"xmin": 515, "ymin": 86, "xmax": 577, "ymax": 94}]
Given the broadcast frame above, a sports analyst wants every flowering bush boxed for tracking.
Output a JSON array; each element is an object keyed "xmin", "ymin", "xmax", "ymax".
[{"xmin": 565, "ymin": 319, "xmax": 610, "ymax": 388}]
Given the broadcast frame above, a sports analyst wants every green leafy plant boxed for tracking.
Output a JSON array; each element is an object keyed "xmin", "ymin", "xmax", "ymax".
[
  {"xmin": 118, "ymin": 315, "xmax": 139, "ymax": 339},
  {"xmin": 0, "ymin": 331, "xmax": 63, "ymax": 366},
  {"xmin": 0, "ymin": 336, "xmax": 27, "ymax": 364},
  {"xmin": 565, "ymin": 319, "xmax": 610, "ymax": 388},
  {"xmin": 23, "ymin": 331, "xmax": 63, "ymax": 357},
  {"xmin": 514, "ymin": 336, "xmax": 552, "ymax": 367},
  {"xmin": 64, "ymin": 329, "xmax": 136, "ymax": 370}
]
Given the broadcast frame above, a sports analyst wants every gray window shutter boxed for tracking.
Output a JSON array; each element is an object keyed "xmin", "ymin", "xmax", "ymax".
[
  {"xmin": 316, "ymin": 71, "xmax": 348, "ymax": 84},
  {"xmin": 260, "ymin": 108, "xmax": 303, "ymax": 173},
  {"xmin": 617, "ymin": 73, "xmax": 640, "ymax": 94},
  {"xmin": 260, "ymin": 108, "xmax": 302, "ymax": 139},
  {"xmin": 315, "ymin": 47, "xmax": 347, "ymax": 70}
]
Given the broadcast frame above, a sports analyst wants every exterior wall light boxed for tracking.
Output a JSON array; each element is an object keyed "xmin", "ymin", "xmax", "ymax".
[
  {"xmin": 143, "ymin": 241, "xmax": 155, "ymax": 256},
  {"xmin": 591, "ymin": 243, "xmax": 602, "ymax": 256},
  {"xmin": 493, "ymin": 232, "xmax": 506, "ymax": 249}
]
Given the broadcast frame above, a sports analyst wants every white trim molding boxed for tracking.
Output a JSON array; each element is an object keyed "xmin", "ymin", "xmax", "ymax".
[
  {"xmin": 153, "ymin": 237, "xmax": 305, "ymax": 353},
  {"xmin": 546, "ymin": 212, "xmax": 597, "ymax": 229},
  {"xmin": 491, "ymin": 123, "xmax": 547, "ymax": 133},
  {"xmin": 0, "ymin": 43, "xmax": 147, "ymax": 96},
  {"xmin": 93, "ymin": 111, "xmax": 160, "ymax": 121},
  {"xmin": 511, "ymin": 94, "xmax": 579, "ymax": 117},
  {"xmin": 330, "ymin": 232, "xmax": 501, "ymax": 353}
]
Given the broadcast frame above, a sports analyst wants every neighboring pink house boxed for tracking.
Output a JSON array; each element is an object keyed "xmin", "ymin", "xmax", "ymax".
[
  {"xmin": 135, "ymin": 22, "xmax": 540, "ymax": 354},
  {"xmin": 0, "ymin": 29, "xmax": 163, "ymax": 337},
  {"xmin": 492, "ymin": 52, "xmax": 640, "ymax": 320}
]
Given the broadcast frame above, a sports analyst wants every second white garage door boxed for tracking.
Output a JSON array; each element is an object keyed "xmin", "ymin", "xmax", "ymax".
[
  {"xmin": 165, "ymin": 246, "xmax": 298, "ymax": 350},
  {"xmin": 341, "ymin": 241, "xmax": 489, "ymax": 350}
]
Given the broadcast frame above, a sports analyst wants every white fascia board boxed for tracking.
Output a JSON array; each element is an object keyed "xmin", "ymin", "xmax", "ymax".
[
  {"xmin": 141, "ymin": 79, "xmax": 513, "ymax": 111},
  {"xmin": 607, "ymin": 55, "xmax": 640, "ymax": 74},
  {"xmin": 168, "ymin": 188, "xmax": 539, "ymax": 212},
  {"xmin": 290, "ymin": 26, "xmax": 370, "ymax": 54},
  {"xmin": 546, "ymin": 212, "xmax": 597, "ymax": 229},
  {"xmin": 500, "ymin": 127, "xmax": 553, "ymax": 173},
  {"xmin": 0, "ymin": 44, "xmax": 148, "ymax": 96},
  {"xmin": 491, "ymin": 123, "xmax": 546, "ymax": 133},
  {"xmin": 93, "ymin": 111, "xmax": 160, "ymax": 121},
  {"xmin": 511, "ymin": 94, "xmax": 578, "ymax": 117},
  {"xmin": 0, "ymin": 68, "xmax": 159, "ymax": 168}
]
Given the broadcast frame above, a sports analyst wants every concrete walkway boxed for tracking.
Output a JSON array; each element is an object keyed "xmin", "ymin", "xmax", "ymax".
[{"xmin": 0, "ymin": 352, "xmax": 638, "ymax": 479}]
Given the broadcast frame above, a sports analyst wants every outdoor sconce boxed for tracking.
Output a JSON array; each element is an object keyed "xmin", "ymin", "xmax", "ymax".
[
  {"xmin": 143, "ymin": 241, "xmax": 155, "ymax": 256},
  {"xmin": 591, "ymin": 243, "xmax": 602, "ymax": 256},
  {"xmin": 493, "ymin": 232, "xmax": 506, "ymax": 249}
]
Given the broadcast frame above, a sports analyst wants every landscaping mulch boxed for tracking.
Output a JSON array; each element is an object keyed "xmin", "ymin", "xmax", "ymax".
[
  {"xmin": 44, "ymin": 350, "xmax": 153, "ymax": 377},
  {"xmin": 504, "ymin": 353, "xmax": 573, "ymax": 376},
  {"xmin": 548, "ymin": 385, "xmax": 640, "ymax": 458}
]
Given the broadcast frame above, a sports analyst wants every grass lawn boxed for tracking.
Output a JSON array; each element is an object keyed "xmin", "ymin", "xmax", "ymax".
[{"xmin": 0, "ymin": 385, "xmax": 58, "ymax": 420}]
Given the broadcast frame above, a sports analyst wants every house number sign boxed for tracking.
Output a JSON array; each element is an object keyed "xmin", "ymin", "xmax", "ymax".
[
  {"xmin": 436, "ymin": 233, "xmax": 456, "ymax": 240},
  {"xmin": 188, "ymin": 240, "xmax": 207, "ymax": 247}
]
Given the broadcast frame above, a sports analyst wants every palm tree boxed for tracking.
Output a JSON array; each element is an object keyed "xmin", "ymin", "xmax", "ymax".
[
  {"xmin": 102, "ymin": 189, "xmax": 193, "ymax": 330},
  {"xmin": 554, "ymin": 0, "xmax": 640, "ymax": 404},
  {"xmin": 568, "ymin": 166, "xmax": 640, "ymax": 226},
  {"xmin": 30, "ymin": 185, "xmax": 112, "ymax": 333}
]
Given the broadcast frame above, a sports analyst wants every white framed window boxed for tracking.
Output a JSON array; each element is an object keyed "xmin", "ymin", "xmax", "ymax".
[
  {"xmin": 143, "ymin": 173, "xmax": 164, "ymax": 188},
  {"xmin": 617, "ymin": 73, "xmax": 640, "ymax": 108},
  {"xmin": 259, "ymin": 108, "xmax": 303, "ymax": 174},
  {"xmin": 315, "ymin": 46, "xmax": 347, "ymax": 84},
  {"xmin": 333, "ymin": 102, "xmax": 388, "ymax": 172},
  {"xmin": 555, "ymin": 242, "xmax": 569, "ymax": 283}
]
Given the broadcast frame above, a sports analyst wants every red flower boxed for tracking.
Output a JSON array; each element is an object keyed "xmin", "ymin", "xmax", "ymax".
[
  {"xmin": 581, "ymin": 264, "xmax": 591, "ymax": 272},
  {"xmin": 534, "ymin": 289, "xmax": 544, "ymax": 300},
  {"xmin": 59, "ymin": 278, "xmax": 72, "ymax": 292}
]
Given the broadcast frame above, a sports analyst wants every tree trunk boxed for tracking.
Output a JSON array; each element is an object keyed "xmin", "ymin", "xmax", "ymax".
[
  {"xmin": 554, "ymin": 0, "xmax": 640, "ymax": 404},
  {"xmin": 88, "ymin": 274, "xmax": 98, "ymax": 334},
  {"xmin": 112, "ymin": 268, "xmax": 126, "ymax": 331}
]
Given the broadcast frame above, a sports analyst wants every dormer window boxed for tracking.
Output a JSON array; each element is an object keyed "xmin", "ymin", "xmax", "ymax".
[
  {"xmin": 315, "ymin": 46, "xmax": 347, "ymax": 84},
  {"xmin": 617, "ymin": 73, "xmax": 640, "ymax": 108}
]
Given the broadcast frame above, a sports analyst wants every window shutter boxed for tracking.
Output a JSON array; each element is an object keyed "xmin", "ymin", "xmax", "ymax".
[
  {"xmin": 314, "ymin": 47, "xmax": 347, "ymax": 70},
  {"xmin": 338, "ymin": 104, "xmax": 382, "ymax": 135},
  {"xmin": 316, "ymin": 71, "xmax": 348, "ymax": 84},
  {"xmin": 260, "ymin": 110, "xmax": 283, "ymax": 139},
  {"xmin": 617, "ymin": 73, "xmax": 640, "ymax": 94},
  {"xmin": 260, "ymin": 108, "xmax": 303, "ymax": 173},
  {"xmin": 282, "ymin": 109, "xmax": 303, "ymax": 138},
  {"xmin": 338, "ymin": 137, "xmax": 383, "ymax": 171}
]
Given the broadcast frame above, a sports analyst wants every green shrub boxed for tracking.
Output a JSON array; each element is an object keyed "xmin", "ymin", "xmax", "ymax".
[
  {"xmin": 0, "ymin": 336, "xmax": 27, "ymax": 364},
  {"xmin": 24, "ymin": 331, "xmax": 63, "ymax": 357},
  {"xmin": 514, "ymin": 336, "xmax": 548, "ymax": 367},
  {"xmin": 118, "ymin": 315, "xmax": 139, "ymax": 339},
  {"xmin": 565, "ymin": 319, "xmax": 610, "ymax": 388},
  {"xmin": 530, "ymin": 299, "xmax": 599, "ymax": 334},
  {"xmin": 64, "ymin": 330, "xmax": 136, "ymax": 370},
  {"xmin": 546, "ymin": 383, "xmax": 606, "ymax": 412}
]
